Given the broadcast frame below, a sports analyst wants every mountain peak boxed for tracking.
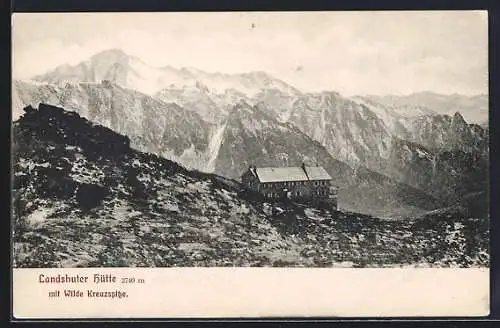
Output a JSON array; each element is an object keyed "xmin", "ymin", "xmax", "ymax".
[
  {"xmin": 319, "ymin": 90, "xmax": 341, "ymax": 98},
  {"xmin": 232, "ymin": 99, "xmax": 254, "ymax": 111},
  {"xmin": 243, "ymin": 71, "xmax": 270, "ymax": 78},
  {"xmin": 229, "ymin": 100, "xmax": 270, "ymax": 120},
  {"xmin": 89, "ymin": 48, "xmax": 131, "ymax": 69},
  {"xmin": 452, "ymin": 111, "xmax": 467, "ymax": 125},
  {"xmin": 91, "ymin": 48, "xmax": 129, "ymax": 59}
]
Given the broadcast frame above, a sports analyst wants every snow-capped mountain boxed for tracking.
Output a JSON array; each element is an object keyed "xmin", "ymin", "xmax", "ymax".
[
  {"xmin": 32, "ymin": 48, "xmax": 302, "ymax": 98},
  {"xmin": 13, "ymin": 48, "xmax": 489, "ymax": 217}
]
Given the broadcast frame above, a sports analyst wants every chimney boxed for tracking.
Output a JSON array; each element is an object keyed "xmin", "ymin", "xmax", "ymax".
[
  {"xmin": 301, "ymin": 162, "xmax": 310, "ymax": 180},
  {"xmin": 249, "ymin": 165, "xmax": 257, "ymax": 176}
]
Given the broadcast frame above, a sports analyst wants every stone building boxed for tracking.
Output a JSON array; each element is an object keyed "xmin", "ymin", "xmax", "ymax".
[{"xmin": 241, "ymin": 163, "xmax": 338, "ymax": 209}]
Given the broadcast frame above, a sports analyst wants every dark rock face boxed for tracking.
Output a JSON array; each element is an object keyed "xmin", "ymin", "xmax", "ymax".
[
  {"xmin": 401, "ymin": 112, "xmax": 489, "ymax": 154},
  {"xmin": 21, "ymin": 103, "xmax": 131, "ymax": 156},
  {"xmin": 76, "ymin": 183, "xmax": 109, "ymax": 210},
  {"xmin": 384, "ymin": 137, "xmax": 489, "ymax": 208}
]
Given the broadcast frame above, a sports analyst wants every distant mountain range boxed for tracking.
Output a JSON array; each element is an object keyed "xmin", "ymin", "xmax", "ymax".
[
  {"xmin": 361, "ymin": 92, "xmax": 488, "ymax": 125},
  {"xmin": 12, "ymin": 48, "xmax": 490, "ymax": 218}
]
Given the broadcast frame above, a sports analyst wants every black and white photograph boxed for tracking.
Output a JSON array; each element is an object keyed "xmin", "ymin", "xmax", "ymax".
[{"xmin": 11, "ymin": 11, "xmax": 489, "ymax": 270}]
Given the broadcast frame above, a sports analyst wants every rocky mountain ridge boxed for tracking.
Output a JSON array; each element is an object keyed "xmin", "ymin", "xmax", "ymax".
[
  {"xmin": 12, "ymin": 49, "xmax": 489, "ymax": 218},
  {"xmin": 11, "ymin": 104, "xmax": 489, "ymax": 268},
  {"xmin": 362, "ymin": 91, "xmax": 488, "ymax": 125}
]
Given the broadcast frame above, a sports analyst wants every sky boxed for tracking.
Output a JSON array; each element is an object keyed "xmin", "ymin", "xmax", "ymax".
[{"xmin": 12, "ymin": 11, "xmax": 488, "ymax": 96}]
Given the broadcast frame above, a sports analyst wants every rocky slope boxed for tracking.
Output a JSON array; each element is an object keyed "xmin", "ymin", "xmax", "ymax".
[
  {"xmin": 286, "ymin": 91, "xmax": 394, "ymax": 169},
  {"xmin": 351, "ymin": 96, "xmax": 489, "ymax": 154},
  {"xmin": 400, "ymin": 112, "xmax": 488, "ymax": 154},
  {"xmin": 154, "ymin": 83, "xmax": 251, "ymax": 124},
  {"xmin": 385, "ymin": 138, "xmax": 489, "ymax": 214},
  {"xmin": 11, "ymin": 104, "xmax": 489, "ymax": 268},
  {"xmin": 13, "ymin": 79, "xmax": 218, "ymax": 172}
]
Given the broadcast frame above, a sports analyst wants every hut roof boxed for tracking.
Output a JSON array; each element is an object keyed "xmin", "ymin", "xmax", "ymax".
[{"xmin": 254, "ymin": 165, "xmax": 331, "ymax": 183}]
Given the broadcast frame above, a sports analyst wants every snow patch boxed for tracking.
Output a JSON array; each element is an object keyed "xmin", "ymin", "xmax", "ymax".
[
  {"xmin": 205, "ymin": 123, "xmax": 226, "ymax": 172},
  {"xmin": 27, "ymin": 207, "xmax": 54, "ymax": 225},
  {"xmin": 415, "ymin": 148, "xmax": 429, "ymax": 159}
]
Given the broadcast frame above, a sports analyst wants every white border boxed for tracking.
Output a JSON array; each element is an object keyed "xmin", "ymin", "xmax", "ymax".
[{"xmin": 13, "ymin": 267, "xmax": 489, "ymax": 318}]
